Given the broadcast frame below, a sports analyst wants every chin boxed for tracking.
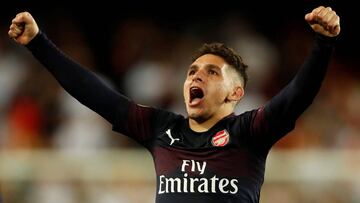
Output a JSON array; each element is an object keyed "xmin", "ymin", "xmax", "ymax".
[{"xmin": 188, "ymin": 112, "xmax": 209, "ymax": 123}]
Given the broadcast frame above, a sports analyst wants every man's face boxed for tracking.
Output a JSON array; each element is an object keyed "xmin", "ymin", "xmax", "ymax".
[{"xmin": 183, "ymin": 54, "xmax": 234, "ymax": 122}]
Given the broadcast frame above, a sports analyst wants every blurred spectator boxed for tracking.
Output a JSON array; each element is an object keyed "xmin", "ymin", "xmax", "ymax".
[{"xmin": 45, "ymin": 16, "xmax": 116, "ymax": 151}]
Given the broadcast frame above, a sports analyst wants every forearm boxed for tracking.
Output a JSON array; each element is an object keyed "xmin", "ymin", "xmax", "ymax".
[
  {"xmin": 26, "ymin": 31, "xmax": 130, "ymax": 123},
  {"xmin": 265, "ymin": 34, "xmax": 336, "ymax": 125}
]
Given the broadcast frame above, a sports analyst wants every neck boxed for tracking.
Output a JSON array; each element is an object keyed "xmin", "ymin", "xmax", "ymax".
[{"xmin": 189, "ymin": 111, "xmax": 233, "ymax": 133}]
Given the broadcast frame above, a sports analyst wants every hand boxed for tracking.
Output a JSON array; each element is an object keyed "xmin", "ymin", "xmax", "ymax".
[
  {"xmin": 8, "ymin": 12, "xmax": 39, "ymax": 45},
  {"xmin": 305, "ymin": 6, "xmax": 340, "ymax": 37}
]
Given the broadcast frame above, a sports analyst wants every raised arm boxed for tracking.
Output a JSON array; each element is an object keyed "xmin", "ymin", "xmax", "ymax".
[
  {"xmin": 8, "ymin": 12, "xmax": 130, "ymax": 124},
  {"xmin": 263, "ymin": 6, "xmax": 340, "ymax": 139}
]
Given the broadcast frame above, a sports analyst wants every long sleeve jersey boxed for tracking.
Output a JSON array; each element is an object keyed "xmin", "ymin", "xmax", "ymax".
[{"xmin": 26, "ymin": 32, "xmax": 335, "ymax": 203}]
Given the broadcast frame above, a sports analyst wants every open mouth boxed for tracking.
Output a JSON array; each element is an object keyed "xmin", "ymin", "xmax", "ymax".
[{"xmin": 189, "ymin": 87, "xmax": 204, "ymax": 106}]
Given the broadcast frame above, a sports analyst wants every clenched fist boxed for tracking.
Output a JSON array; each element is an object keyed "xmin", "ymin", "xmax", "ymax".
[
  {"xmin": 8, "ymin": 12, "xmax": 39, "ymax": 45},
  {"xmin": 305, "ymin": 6, "xmax": 340, "ymax": 37}
]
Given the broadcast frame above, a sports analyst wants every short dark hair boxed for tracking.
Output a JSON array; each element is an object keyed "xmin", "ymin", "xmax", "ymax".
[{"xmin": 191, "ymin": 42, "xmax": 248, "ymax": 88}]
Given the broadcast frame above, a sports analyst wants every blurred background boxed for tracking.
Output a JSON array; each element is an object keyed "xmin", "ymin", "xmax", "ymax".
[{"xmin": 0, "ymin": 1, "xmax": 359, "ymax": 202}]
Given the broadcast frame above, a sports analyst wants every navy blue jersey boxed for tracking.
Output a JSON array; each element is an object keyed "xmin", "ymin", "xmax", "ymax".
[
  {"xmin": 26, "ymin": 32, "xmax": 336, "ymax": 203},
  {"xmin": 113, "ymin": 105, "xmax": 271, "ymax": 202}
]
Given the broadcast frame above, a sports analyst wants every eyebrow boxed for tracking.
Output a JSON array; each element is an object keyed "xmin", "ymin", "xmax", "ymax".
[
  {"xmin": 188, "ymin": 64, "xmax": 221, "ymax": 71},
  {"xmin": 206, "ymin": 64, "xmax": 221, "ymax": 70},
  {"xmin": 188, "ymin": 64, "xmax": 198, "ymax": 71}
]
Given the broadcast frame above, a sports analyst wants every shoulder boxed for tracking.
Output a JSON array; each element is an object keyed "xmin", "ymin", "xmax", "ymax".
[
  {"xmin": 233, "ymin": 108, "xmax": 263, "ymax": 123},
  {"xmin": 140, "ymin": 104, "xmax": 185, "ymax": 132}
]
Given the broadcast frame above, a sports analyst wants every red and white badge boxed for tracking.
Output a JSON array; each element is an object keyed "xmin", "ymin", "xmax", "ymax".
[{"xmin": 211, "ymin": 129, "xmax": 230, "ymax": 147}]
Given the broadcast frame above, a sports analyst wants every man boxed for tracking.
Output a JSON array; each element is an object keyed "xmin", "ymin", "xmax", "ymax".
[{"xmin": 8, "ymin": 6, "xmax": 340, "ymax": 203}]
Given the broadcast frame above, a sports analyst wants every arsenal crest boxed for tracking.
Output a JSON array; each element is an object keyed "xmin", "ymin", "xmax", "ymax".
[{"xmin": 211, "ymin": 129, "xmax": 230, "ymax": 147}]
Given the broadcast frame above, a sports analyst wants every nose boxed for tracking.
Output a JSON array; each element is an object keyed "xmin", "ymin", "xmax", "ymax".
[{"xmin": 192, "ymin": 69, "xmax": 205, "ymax": 82}]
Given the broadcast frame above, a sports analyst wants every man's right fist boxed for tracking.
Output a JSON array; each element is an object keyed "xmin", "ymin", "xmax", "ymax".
[{"xmin": 8, "ymin": 12, "xmax": 39, "ymax": 45}]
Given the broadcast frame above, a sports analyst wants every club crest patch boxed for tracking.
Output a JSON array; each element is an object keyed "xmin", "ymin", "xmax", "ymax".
[{"xmin": 211, "ymin": 129, "xmax": 230, "ymax": 147}]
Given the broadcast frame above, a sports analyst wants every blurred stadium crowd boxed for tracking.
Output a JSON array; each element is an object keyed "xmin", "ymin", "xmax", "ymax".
[{"xmin": 0, "ymin": 2, "xmax": 359, "ymax": 203}]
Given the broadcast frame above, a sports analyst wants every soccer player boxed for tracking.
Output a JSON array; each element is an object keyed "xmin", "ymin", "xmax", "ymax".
[{"xmin": 8, "ymin": 6, "xmax": 340, "ymax": 203}]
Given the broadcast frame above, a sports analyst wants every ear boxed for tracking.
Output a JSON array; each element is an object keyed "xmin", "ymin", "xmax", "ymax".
[{"xmin": 226, "ymin": 85, "xmax": 244, "ymax": 102}]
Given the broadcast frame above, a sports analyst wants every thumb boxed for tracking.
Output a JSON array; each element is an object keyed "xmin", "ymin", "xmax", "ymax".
[{"xmin": 12, "ymin": 12, "xmax": 32, "ymax": 25}]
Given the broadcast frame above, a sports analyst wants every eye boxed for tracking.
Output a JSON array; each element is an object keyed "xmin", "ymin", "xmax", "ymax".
[
  {"xmin": 209, "ymin": 69, "xmax": 218, "ymax": 75},
  {"xmin": 188, "ymin": 70, "xmax": 195, "ymax": 76}
]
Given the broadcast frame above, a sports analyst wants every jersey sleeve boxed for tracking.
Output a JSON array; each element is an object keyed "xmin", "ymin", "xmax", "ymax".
[
  {"xmin": 26, "ymin": 31, "xmax": 180, "ymax": 148},
  {"xmin": 249, "ymin": 34, "xmax": 337, "ymax": 149},
  {"xmin": 26, "ymin": 31, "xmax": 126, "ymax": 124}
]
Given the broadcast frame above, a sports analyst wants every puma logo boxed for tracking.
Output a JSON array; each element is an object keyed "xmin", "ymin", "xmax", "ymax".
[{"xmin": 166, "ymin": 129, "xmax": 179, "ymax": 145}]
